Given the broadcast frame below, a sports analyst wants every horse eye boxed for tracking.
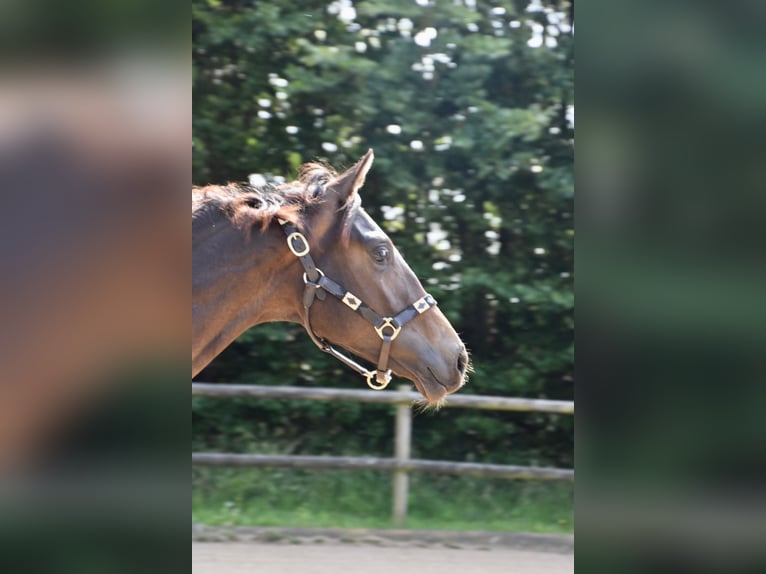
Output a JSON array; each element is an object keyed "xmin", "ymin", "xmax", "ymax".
[{"xmin": 373, "ymin": 246, "xmax": 390, "ymax": 263}]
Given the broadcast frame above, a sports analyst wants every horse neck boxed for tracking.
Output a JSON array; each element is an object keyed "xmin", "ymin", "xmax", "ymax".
[{"xmin": 192, "ymin": 216, "xmax": 302, "ymax": 376}]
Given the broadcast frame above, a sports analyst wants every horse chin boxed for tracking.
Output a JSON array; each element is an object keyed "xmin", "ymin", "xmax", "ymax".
[{"xmin": 407, "ymin": 369, "xmax": 455, "ymax": 407}]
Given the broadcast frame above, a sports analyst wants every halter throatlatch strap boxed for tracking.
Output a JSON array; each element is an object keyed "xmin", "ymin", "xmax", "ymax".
[{"xmin": 279, "ymin": 219, "xmax": 437, "ymax": 390}]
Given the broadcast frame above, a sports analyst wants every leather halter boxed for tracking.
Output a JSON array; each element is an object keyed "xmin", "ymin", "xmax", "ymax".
[{"xmin": 279, "ymin": 218, "xmax": 438, "ymax": 390}]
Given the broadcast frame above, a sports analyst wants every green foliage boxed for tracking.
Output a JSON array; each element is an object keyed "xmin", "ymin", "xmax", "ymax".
[
  {"xmin": 192, "ymin": 467, "xmax": 573, "ymax": 533},
  {"xmin": 193, "ymin": 0, "xmax": 573, "ymax": 506}
]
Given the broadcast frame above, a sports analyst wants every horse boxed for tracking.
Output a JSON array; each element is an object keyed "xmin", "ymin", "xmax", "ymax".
[{"xmin": 192, "ymin": 150, "xmax": 469, "ymax": 404}]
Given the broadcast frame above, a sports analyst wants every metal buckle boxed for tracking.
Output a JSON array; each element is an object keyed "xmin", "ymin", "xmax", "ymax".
[
  {"xmin": 374, "ymin": 318, "xmax": 401, "ymax": 341},
  {"xmin": 365, "ymin": 369, "xmax": 391, "ymax": 390},
  {"xmin": 287, "ymin": 232, "xmax": 310, "ymax": 257}
]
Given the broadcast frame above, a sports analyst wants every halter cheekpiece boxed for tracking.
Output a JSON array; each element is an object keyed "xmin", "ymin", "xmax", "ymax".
[{"xmin": 279, "ymin": 218, "xmax": 437, "ymax": 390}]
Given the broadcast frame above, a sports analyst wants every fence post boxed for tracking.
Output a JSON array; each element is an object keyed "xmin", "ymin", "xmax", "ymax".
[{"xmin": 392, "ymin": 385, "xmax": 412, "ymax": 527}]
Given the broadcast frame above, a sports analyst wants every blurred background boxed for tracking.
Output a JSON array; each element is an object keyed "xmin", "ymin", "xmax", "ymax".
[
  {"xmin": 192, "ymin": 0, "xmax": 574, "ymax": 534},
  {"xmin": 577, "ymin": 1, "xmax": 766, "ymax": 572}
]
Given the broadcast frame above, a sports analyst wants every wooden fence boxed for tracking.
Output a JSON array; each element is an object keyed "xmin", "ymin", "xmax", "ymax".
[{"xmin": 192, "ymin": 383, "xmax": 574, "ymax": 526}]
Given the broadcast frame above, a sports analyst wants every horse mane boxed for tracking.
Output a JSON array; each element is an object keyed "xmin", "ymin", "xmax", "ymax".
[{"xmin": 192, "ymin": 162, "xmax": 339, "ymax": 237}]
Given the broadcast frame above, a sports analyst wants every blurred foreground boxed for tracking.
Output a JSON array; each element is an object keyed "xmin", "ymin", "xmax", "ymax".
[
  {"xmin": 0, "ymin": 2, "xmax": 189, "ymax": 572},
  {"xmin": 0, "ymin": 64, "xmax": 189, "ymax": 470}
]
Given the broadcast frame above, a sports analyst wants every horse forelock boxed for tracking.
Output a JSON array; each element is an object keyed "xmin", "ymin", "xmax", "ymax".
[
  {"xmin": 298, "ymin": 162, "xmax": 337, "ymax": 195},
  {"xmin": 298, "ymin": 161, "xmax": 363, "ymax": 245}
]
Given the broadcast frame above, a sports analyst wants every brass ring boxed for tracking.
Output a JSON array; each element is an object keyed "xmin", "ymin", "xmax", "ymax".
[
  {"xmin": 366, "ymin": 371, "xmax": 390, "ymax": 390},
  {"xmin": 374, "ymin": 318, "xmax": 401, "ymax": 341},
  {"xmin": 302, "ymin": 268, "xmax": 325, "ymax": 288}
]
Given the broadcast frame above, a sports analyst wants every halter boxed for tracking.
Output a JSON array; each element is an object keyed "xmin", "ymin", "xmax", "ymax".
[{"xmin": 279, "ymin": 218, "xmax": 438, "ymax": 390}]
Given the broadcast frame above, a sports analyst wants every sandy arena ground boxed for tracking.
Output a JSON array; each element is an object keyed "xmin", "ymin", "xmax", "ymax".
[
  {"xmin": 193, "ymin": 542, "xmax": 573, "ymax": 574},
  {"xmin": 192, "ymin": 526, "xmax": 573, "ymax": 574}
]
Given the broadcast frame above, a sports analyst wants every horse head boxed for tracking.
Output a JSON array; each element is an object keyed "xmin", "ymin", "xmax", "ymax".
[{"xmin": 282, "ymin": 150, "xmax": 469, "ymax": 404}]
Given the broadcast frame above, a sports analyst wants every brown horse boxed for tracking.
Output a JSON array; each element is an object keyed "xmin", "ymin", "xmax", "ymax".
[{"xmin": 193, "ymin": 150, "xmax": 468, "ymax": 404}]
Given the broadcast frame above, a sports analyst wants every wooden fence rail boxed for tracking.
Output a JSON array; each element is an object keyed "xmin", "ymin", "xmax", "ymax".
[
  {"xmin": 192, "ymin": 382, "xmax": 574, "ymax": 526},
  {"xmin": 192, "ymin": 453, "xmax": 575, "ymax": 481},
  {"xmin": 192, "ymin": 383, "xmax": 574, "ymax": 414}
]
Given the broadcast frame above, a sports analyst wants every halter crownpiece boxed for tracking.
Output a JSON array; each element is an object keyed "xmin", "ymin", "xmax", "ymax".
[{"xmin": 278, "ymin": 218, "xmax": 437, "ymax": 390}]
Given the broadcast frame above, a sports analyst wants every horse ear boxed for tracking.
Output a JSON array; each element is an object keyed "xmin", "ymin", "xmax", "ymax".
[{"xmin": 329, "ymin": 149, "xmax": 374, "ymax": 204}]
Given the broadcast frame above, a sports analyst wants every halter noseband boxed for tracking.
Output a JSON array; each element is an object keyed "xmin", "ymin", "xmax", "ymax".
[{"xmin": 279, "ymin": 218, "xmax": 437, "ymax": 390}]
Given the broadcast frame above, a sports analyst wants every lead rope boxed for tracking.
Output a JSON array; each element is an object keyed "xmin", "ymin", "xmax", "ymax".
[{"xmin": 279, "ymin": 218, "xmax": 437, "ymax": 390}]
